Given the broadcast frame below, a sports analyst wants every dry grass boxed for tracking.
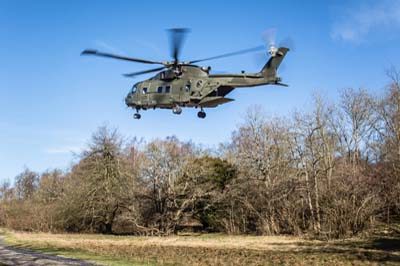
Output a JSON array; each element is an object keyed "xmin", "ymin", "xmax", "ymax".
[{"xmin": 2, "ymin": 229, "xmax": 400, "ymax": 266}]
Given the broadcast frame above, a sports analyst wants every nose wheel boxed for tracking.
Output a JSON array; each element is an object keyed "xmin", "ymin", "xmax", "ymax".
[
  {"xmin": 133, "ymin": 108, "xmax": 141, "ymax": 119},
  {"xmin": 197, "ymin": 109, "xmax": 206, "ymax": 119},
  {"xmin": 172, "ymin": 105, "xmax": 182, "ymax": 115}
]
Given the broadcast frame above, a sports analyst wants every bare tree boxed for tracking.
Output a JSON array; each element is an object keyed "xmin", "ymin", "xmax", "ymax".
[
  {"xmin": 140, "ymin": 137, "xmax": 196, "ymax": 234},
  {"xmin": 373, "ymin": 67, "xmax": 400, "ymax": 222},
  {"xmin": 14, "ymin": 168, "xmax": 39, "ymax": 200},
  {"xmin": 59, "ymin": 126, "xmax": 135, "ymax": 233},
  {"xmin": 339, "ymin": 88, "xmax": 375, "ymax": 164},
  {"xmin": 230, "ymin": 107, "xmax": 299, "ymax": 235}
]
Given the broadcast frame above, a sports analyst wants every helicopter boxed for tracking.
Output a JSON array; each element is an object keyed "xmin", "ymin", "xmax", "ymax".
[{"xmin": 81, "ymin": 29, "xmax": 289, "ymax": 119}]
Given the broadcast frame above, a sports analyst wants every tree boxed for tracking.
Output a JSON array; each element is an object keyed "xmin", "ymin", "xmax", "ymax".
[
  {"xmin": 178, "ymin": 156, "xmax": 237, "ymax": 232},
  {"xmin": 36, "ymin": 169, "xmax": 65, "ymax": 204},
  {"xmin": 229, "ymin": 107, "xmax": 298, "ymax": 235},
  {"xmin": 139, "ymin": 137, "xmax": 196, "ymax": 234},
  {"xmin": 339, "ymin": 88, "xmax": 375, "ymax": 164},
  {"xmin": 374, "ymin": 67, "xmax": 400, "ymax": 222},
  {"xmin": 14, "ymin": 168, "xmax": 38, "ymax": 200},
  {"xmin": 59, "ymin": 126, "xmax": 135, "ymax": 234}
]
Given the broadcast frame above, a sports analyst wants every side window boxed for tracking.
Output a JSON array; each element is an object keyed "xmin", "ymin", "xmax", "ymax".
[
  {"xmin": 157, "ymin": 86, "xmax": 163, "ymax": 93},
  {"xmin": 165, "ymin": 86, "xmax": 171, "ymax": 93},
  {"xmin": 185, "ymin": 84, "xmax": 191, "ymax": 92},
  {"xmin": 142, "ymin": 87, "xmax": 147, "ymax": 94}
]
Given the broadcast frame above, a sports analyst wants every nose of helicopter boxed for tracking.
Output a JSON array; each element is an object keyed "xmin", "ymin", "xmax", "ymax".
[{"xmin": 125, "ymin": 93, "xmax": 133, "ymax": 106}]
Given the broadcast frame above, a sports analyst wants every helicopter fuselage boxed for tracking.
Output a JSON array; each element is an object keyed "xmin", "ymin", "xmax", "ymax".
[{"xmin": 125, "ymin": 65, "xmax": 284, "ymax": 111}]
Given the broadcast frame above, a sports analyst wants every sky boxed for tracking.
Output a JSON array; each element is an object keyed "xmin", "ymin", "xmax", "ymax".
[{"xmin": 1, "ymin": 0, "xmax": 400, "ymax": 182}]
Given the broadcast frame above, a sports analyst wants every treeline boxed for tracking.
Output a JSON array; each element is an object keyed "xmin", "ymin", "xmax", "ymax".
[{"xmin": 1, "ymin": 70, "xmax": 399, "ymax": 239}]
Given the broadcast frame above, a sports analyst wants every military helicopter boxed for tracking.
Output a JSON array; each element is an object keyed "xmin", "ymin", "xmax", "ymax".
[{"xmin": 81, "ymin": 29, "xmax": 289, "ymax": 119}]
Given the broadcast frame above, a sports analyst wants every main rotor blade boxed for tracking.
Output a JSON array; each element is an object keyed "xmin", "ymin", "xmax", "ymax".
[
  {"xmin": 167, "ymin": 28, "xmax": 190, "ymax": 64},
  {"xmin": 123, "ymin": 66, "xmax": 167, "ymax": 77},
  {"xmin": 189, "ymin": 45, "xmax": 265, "ymax": 64},
  {"xmin": 81, "ymin": 49, "xmax": 164, "ymax": 65}
]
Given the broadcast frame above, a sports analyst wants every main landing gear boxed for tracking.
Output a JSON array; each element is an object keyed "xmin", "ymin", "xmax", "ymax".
[
  {"xmin": 172, "ymin": 105, "xmax": 182, "ymax": 115},
  {"xmin": 197, "ymin": 108, "xmax": 206, "ymax": 119}
]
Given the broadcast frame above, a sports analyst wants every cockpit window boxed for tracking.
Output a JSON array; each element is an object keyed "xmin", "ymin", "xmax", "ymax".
[{"xmin": 131, "ymin": 84, "xmax": 137, "ymax": 93}]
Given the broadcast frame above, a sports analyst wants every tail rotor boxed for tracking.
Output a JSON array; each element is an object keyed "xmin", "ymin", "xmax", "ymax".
[{"xmin": 262, "ymin": 28, "xmax": 295, "ymax": 57}]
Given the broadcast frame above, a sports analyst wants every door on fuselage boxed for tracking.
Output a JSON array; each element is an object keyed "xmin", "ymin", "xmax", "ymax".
[{"xmin": 177, "ymin": 81, "xmax": 191, "ymax": 103}]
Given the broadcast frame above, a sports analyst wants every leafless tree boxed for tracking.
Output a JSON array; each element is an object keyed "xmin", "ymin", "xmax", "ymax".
[
  {"xmin": 58, "ymin": 126, "xmax": 136, "ymax": 233},
  {"xmin": 14, "ymin": 168, "xmax": 39, "ymax": 200}
]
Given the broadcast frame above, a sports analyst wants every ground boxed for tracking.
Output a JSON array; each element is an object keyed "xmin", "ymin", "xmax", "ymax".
[
  {"xmin": 0, "ymin": 237, "xmax": 98, "ymax": 265},
  {"xmin": 0, "ymin": 226, "xmax": 399, "ymax": 266}
]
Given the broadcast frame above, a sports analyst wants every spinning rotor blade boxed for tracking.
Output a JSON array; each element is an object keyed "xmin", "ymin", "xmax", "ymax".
[
  {"xmin": 189, "ymin": 45, "xmax": 265, "ymax": 64},
  {"xmin": 168, "ymin": 28, "xmax": 190, "ymax": 64},
  {"xmin": 262, "ymin": 28, "xmax": 295, "ymax": 51},
  {"xmin": 263, "ymin": 28, "xmax": 277, "ymax": 48},
  {"xmin": 123, "ymin": 66, "xmax": 167, "ymax": 77},
  {"xmin": 279, "ymin": 37, "xmax": 296, "ymax": 51},
  {"xmin": 81, "ymin": 49, "xmax": 164, "ymax": 65}
]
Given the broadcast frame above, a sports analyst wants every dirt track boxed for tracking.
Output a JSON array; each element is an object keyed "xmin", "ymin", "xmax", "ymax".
[{"xmin": 0, "ymin": 238, "xmax": 97, "ymax": 266}]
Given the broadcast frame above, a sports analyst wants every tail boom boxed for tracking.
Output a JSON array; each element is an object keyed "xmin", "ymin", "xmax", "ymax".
[{"xmin": 260, "ymin": 47, "xmax": 289, "ymax": 78}]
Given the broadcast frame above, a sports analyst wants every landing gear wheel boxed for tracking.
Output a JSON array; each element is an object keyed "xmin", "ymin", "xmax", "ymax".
[
  {"xmin": 197, "ymin": 111, "xmax": 206, "ymax": 119},
  {"xmin": 172, "ymin": 106, "xmax": 182, "ymax": 115},
  {"xmin": 133, "ymin": 113, "xmax": 141, "ymax": 119}
]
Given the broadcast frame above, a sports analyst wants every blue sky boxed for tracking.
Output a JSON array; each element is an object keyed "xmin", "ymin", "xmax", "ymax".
[{"xmin": 1, "ymin": 0, "xmax": 400, "ymax": 182}]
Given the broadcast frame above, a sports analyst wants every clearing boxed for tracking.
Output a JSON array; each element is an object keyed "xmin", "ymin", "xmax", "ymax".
[{"xmin": 1, "ymin": 227, "xmax": 400, "ymax": 265}]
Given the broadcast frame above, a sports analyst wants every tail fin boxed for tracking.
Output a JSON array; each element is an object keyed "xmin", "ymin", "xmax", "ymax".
[{"xmin": 260, "ymin": 47, "xmax": 289, "ymax": 78}]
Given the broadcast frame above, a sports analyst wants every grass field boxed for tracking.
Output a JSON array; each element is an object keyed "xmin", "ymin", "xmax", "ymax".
[{"xmin": 1, "ymin": 227, "xmax": 400, "ymax": 266}]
